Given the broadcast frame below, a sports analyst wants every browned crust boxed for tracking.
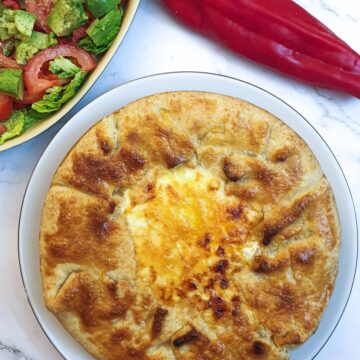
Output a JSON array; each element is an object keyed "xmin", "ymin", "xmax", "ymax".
[
  {"xmin": 40, "ymin": 92, "xmax": 340, "ymax": 360},
  {"xmin": 152, "ymin": 307, "xmax": 169, "ymax": 338}
]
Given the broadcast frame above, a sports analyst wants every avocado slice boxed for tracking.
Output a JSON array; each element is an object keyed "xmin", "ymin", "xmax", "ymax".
[
  {"xmin": 86, "ymin": 0, "xmax": 120, "ymax": 18},
  {"xmin": 48, "ymin": 0, "xmax": 88, "ymax": 37},
  {"xmin": 86, "ymin": 9, "xmax": 123, "ymax": 46},
  {"xmin": 0, "ymin": 68, "xmax": 24, "ymax": 100},
  {"xmin": 0, "ymin": 9, "xmax": 35, "ymax": 41},
  {"xmin": 15, "ymin": 10, "xmax": 35, "ymax": 37},
  {"xmin": 78, "ymin": 8, "xmax": 123, "ymax": 54},
  {"xmin": 78, "ymin": 8, "xmax": 124, "ymax": 55},
  {"xmin": 15, "ymin": 31, "xmax": 58, "ymax": 65}
]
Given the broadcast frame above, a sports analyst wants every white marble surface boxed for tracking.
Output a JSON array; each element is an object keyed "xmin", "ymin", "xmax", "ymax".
[{"xmin": 0, "ymin": 0, "xmax": 359, "ymax": 359}]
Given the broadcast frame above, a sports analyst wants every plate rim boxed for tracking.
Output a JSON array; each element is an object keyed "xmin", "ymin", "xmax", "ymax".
[{"xmin": 18, "ymin": 71, "xmax": 359, "ymax": 360}]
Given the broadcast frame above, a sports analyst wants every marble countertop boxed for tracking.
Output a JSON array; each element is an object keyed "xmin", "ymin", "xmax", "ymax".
[{"xmin": 0, "ymin": 0, "xmax": 359, "ymax": 359}]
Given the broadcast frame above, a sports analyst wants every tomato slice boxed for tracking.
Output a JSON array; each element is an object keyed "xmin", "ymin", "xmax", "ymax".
[
  {"xmin": 2, "ymin": 0, "xmax": 20, "ymax": 10},
  {"xmin": 0, "ymin": 124, "xmax": 6, "ymax": 135},
  {"xmin": 25, "ymin": 0, "xmax": 53, "ymax": 33},
  {"xmin": 17, "ymin": 90, "xmax": 45, "ymax": 105},
  {"xmin": 24, "ymin": 45, "xmax": 96, "ymax": 95},
  {"xmin": 0, "ymin": 51, "xmax": 23, "ymax": 69},
  {"xmin": 13, "ymin": 90, "xmax": 45, "ymax": 108},
  {"xmin": 0, "ymin": 94, "xmax": 13, "ymax": 121}
]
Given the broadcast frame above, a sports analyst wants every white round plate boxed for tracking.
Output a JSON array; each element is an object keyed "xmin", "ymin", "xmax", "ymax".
[{"xmin": 19, "ymin": 72, "xmax": 358, "ymax": 360}]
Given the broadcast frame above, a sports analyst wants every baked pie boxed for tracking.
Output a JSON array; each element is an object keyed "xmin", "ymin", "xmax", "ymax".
[{"xmin": 40, "ymin": 92, "xmax": 340, "ymax": 359}]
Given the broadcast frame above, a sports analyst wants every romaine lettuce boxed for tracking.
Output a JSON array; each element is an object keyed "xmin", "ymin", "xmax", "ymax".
[
  {"xmin": 32, "ymin": 71, "xmax": 87, "ymax": 113},
  {"xmin": 49, "ymin": 56, "xmax": 81, "ymax": 79},
  {"xmin": 0, "ymin": 108, "xmax": 48, "ymax": 145}
]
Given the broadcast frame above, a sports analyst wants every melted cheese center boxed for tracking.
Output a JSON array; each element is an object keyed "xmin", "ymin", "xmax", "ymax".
[{"xmin": 122, "ymin": 167, "xmax": 260, "ymax": 303}]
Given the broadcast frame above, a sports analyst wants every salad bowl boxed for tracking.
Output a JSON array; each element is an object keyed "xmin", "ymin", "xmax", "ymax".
[{"xmin": 0, "ymin": 0, "xmax": 140, "ymax": 152}]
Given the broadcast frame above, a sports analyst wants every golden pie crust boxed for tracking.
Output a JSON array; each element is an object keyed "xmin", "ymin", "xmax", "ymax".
[{"xmin": 40, "ymin": 92, "xmax": 340, "ymax": 360}]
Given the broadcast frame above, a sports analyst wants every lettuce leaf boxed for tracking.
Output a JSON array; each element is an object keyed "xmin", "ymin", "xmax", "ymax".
[
  {"xmin": 77, "ymin": 36, "xmax": 108, "ymax": 55},
  {"xmin": 0, "ymin": 108, "xmax": 48, "ymax": 145},
  {"xmin": 32, "ymin": 70, "xmax": 87, "ymax": 113},
  {"xmin": 22, "ymin": 109, "xmax": 48, "ymax": 132},
  {"xmin": 49, "ymin": 56, "xmax": 81, "ymax": 79},
  {"xmin": 0, "ymin": 110, "xmax": 24, "ymax": 145}
]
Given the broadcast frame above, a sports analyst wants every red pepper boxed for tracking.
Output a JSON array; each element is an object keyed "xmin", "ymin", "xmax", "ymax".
[
  {"xmin": 72, "ymin": 25, "xmax": 88, "ymax": 43},
  {"xmin": 2, "ymin": 0, "xmax": 21, "ymax": 9},
  {"xmin": 163, "ymin": 0, "xmax": 360, "ymax": 99}
]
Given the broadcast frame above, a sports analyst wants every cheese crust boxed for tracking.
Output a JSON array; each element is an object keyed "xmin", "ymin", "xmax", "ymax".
[{"xmin": 40, "ymin": 92, "xmax": 340, "ymax": 360}]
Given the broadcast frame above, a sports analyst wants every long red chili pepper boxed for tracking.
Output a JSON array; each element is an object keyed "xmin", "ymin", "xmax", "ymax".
[{"xmin": 162, "ymin": 0, "xmax": 360, "ymax": 99}]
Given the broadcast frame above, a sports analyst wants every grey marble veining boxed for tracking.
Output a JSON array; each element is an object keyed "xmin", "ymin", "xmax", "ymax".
[
  {"xmin": 313, "ymin": 89, "xmax": 360, "ymax": 137},
  {"xmin": 0, "ymin": 0, "xmax": 359, "ymax": 359},
  {"xmin": 0, "ymin": 342, "xmax": 33, "ymax": 360}
]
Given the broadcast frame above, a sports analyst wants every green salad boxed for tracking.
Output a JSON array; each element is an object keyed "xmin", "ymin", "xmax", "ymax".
[{"xmin": 0, "ymin": 0, "xmax": 125, "ymax": 145}]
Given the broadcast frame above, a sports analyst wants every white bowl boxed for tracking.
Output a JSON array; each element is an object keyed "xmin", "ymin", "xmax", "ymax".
[{"xmin": 18, "ymin": 72, "xmax": 358, "ymax": 360}]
